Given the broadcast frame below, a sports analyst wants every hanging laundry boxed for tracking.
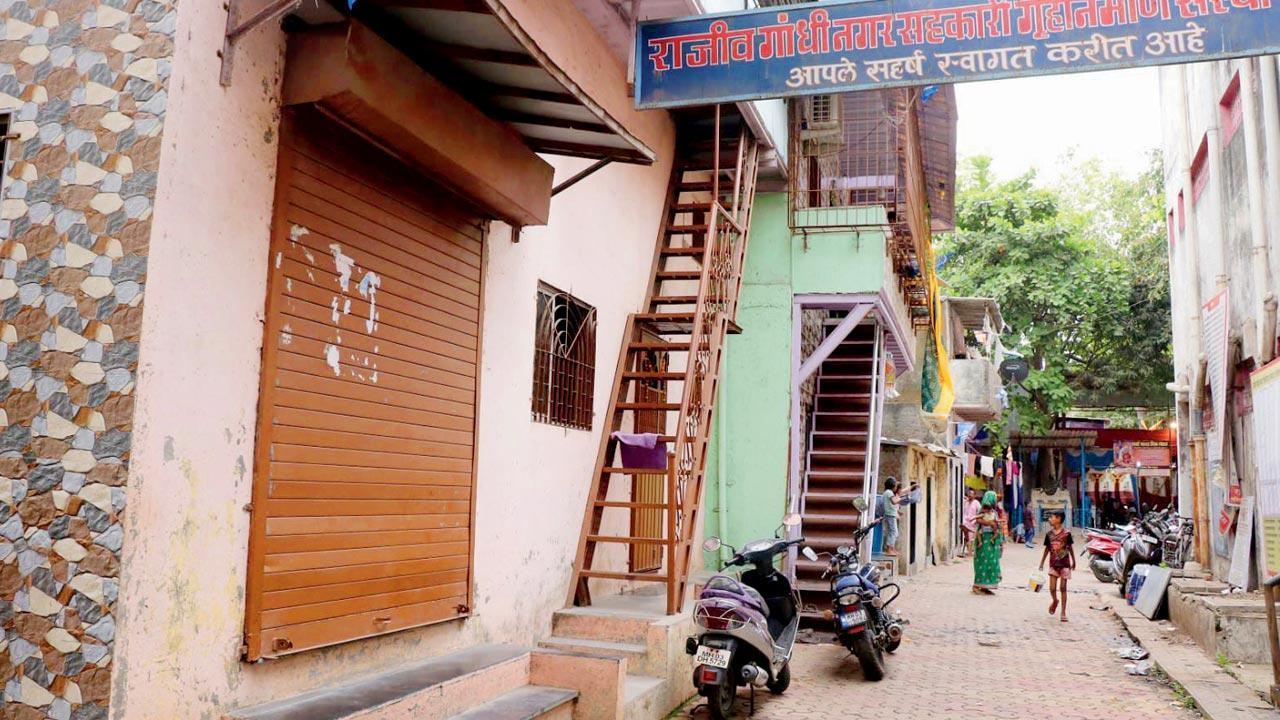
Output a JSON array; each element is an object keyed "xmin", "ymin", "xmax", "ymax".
[
  {"xmin": 611, "ymin": 432, "xmax": 667, "ymax": 470},
  {"xmin": 980, "ymin": 455, "xmax": 995, "ymax": 477}
]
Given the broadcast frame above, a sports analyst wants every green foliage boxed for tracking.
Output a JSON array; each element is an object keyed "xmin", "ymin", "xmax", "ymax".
[{"xmin": 937, "ymin": 153, "xmax": 1173, "ymax": 436}]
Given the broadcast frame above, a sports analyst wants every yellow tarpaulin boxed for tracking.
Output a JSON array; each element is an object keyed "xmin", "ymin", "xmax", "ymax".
[{"xmin": 925, "ymin": 242, "xmax": 955, "ymax": 418}]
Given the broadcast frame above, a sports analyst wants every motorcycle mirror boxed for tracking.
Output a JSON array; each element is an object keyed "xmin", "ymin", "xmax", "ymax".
[
  {"xmin": 852, "ymin": 496, "xmax": 868, "ymax": 512},
  {"xmin": 782, "ymin": 513, "xmax": 802, "ymax": 528},
  {"xmin": 801, "ymin": 546, "xmax": 819, "ymax": 562},
  {"xmin": 837, "ymin": 545, "xmax": 852, "ymax": 556},
  {"xmin": 703, "ymin": 537, "xmax": 722, "ymax": 553}
]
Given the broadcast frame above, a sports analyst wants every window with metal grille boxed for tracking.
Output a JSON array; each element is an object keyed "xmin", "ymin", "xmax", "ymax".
[{"xmin": 532, "ymin": 283, "xmax": 596, "ymax": 430}]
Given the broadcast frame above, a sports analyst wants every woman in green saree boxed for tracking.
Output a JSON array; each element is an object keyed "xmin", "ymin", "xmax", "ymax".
[{"xmin": 971, "ymin": 490, "xmax": 1003, "ymax": 594}]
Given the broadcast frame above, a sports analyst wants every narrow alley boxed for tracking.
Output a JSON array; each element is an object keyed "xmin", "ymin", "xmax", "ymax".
[{"xmin": 689, "ymin": 542, "xmax": 1200, "ymax": 720}]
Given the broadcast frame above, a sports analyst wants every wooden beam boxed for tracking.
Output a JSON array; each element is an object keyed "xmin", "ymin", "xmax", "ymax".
[
  {"xmin": 365, "ymin": 0, "xmax": 490, "ymax": 11},
  {"xmin": 477, "ymin": 82, "xmax": 577, "ymax": 105},
  {"xmin": 798, "ymin": 305, "xmax": 872, "ymax": 382},
  {"xmin": 430, "ymin": 41, "xmax": 539, "ymax": 67},
  {"xmin": 494, "ymin": 108, "xmax": 612, "ymax": 135},
  {"xmin": 529, "ymin": 138, "xmax": 650, "ymax": 163}
]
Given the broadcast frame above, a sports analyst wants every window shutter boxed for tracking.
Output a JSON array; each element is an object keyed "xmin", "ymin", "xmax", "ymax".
[{"xmin": 244, "ymin": 110, "xmax": 483, "ymax": 659}]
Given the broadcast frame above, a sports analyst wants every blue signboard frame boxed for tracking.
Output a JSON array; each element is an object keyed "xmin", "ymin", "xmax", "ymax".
[{"xmin": 635, "ymin": 0, "xmax": 1280, "ymax": 108}]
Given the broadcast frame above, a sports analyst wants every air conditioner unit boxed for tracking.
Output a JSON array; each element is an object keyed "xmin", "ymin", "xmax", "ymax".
[{"xmin": 800, "ymin": 94, "xmax": 841, "ymax": 139}]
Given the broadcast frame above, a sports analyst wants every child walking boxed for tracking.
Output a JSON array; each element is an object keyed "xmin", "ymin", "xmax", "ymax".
[{"xmin": 1039, "ymin": 511, "xmax": 1076, "ymax": 622}]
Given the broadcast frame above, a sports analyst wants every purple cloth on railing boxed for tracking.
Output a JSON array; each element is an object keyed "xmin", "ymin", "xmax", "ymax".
[{"xmin": 612, "ymin": 432, "xmax": 667, "ymax": 470}]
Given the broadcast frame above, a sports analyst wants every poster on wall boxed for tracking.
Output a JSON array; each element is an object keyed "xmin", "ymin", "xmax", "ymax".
[
  {"xmin": 1250, "ymin": 358, "xmax": 1280, "ymax": 578},
  {"xmin": 1203, "ymin": 289, "xmax": 1231, "ymax": 488},
  {"xmin": 1211, "ymin": 483, "xmax": 1232, "ymax": 558},
  {"xmin": 1228, "ymin": 496, "xmax": 1255, "ymax": 588},
  {"xmin": 1113, "ymin": 441, "xmax": 1136, "ymax": 468}
]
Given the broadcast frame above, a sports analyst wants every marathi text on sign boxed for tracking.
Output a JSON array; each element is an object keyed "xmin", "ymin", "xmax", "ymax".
[{"xmin": 636, "ymin": 0, "xmax": 1280, "ymax": 107}]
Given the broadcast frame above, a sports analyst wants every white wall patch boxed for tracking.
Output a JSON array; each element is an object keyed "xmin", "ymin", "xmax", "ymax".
[
  {"xmin": 323, "ymin": 344, "xmax": 341, "ymax": 376},
  {"xmin": 329, "ymin": 243, "xmax": 355, "ymax": 292},
  {"xmin": 358, "ymin": 271, "xmax": 381, "ymax": 334}
]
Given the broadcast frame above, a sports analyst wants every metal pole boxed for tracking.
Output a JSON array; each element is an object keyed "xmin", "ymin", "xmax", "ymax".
[{"xmin": 1079, "ymin": 440, "xmax": 1086, "ymax": 528}]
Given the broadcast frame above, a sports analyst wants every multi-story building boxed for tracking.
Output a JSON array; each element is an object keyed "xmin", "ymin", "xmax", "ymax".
[
  {"xmin": 1158, "ymin": 56, "xmax": 1280, "ymax": 582},
  {"xmin": 0, "ymin": 1, "xmax": 791, "ymax": 718},
  {"xmin": 695, "ymin": 86, "xmax": 959, "ymax": 611}
]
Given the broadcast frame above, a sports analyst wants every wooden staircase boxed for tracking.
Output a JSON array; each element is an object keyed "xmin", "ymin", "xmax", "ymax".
[
  {"xmin": 569, "ymin": 107, "xmax": 760, "ymax": 614},
  {"xmin": 795, "ymin": 320, "xmax": 882, "ymax": 620}
]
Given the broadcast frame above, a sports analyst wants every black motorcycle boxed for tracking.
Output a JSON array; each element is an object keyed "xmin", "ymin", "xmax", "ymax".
[{"xmin": 819, "ymin": 498, "xmax": 905, "ymax": 681}]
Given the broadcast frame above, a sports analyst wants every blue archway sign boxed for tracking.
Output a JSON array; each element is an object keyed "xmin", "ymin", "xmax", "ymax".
[{"xmin": 635, "ymin": 0, "xmax": 1280, "ymax": 108}]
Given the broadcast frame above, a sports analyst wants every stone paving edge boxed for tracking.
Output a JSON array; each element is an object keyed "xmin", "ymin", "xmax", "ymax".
[{"xmin": 1111, "ymin": 599, "xmax": 1279, "ymax": 719}]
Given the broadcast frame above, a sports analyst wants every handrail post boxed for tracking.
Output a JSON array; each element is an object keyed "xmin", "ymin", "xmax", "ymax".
[
  {"xmin": 713, "ymin": 104, "xmax": 722, "ymax": 204},
  {"xmin": 1266, "ymin": 574, "xmax": 1280, "ymax": 706},
  {"xmin": 666, "ymin": 452, "xmax": 678, "ymax": 614}
]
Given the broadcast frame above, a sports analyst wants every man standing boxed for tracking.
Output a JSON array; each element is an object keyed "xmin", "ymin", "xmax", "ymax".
[
  {"xmin": 882, "ymin": 478, "xmax": 902, "ymax": 556},
  {"xmin": 1022, "ymin": 504, "xmax": 1037, "ymax": 548}
]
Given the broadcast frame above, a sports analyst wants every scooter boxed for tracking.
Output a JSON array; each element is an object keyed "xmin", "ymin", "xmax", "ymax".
[
  {"xmin": 1091, "ymin": 508, "xmax": 1166, "ymax": 594},
  {"xmin": 688, "ymin": 514, "xmax": 813, "ymax": 719},
  {"xmin": 819, "ymin": 497, "xmax": 904, "ymax": 681},
  {"xmin": 1082, "ymin": 526, "xmax": 1126, "ymax": 583}
]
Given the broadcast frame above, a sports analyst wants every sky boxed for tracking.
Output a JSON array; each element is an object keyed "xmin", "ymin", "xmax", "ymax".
[{"xmin": 954, "ymin": 66, "xmax": 1164, "ymax": 183}]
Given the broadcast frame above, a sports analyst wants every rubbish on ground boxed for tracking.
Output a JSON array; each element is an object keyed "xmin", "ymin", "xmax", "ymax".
[
  {"xmin": 1124, "ymin": 660, "xmax": 1153, "ymax": 676},
  {"xmin": 1117, "ymin": 647, "xmax": 1150, "ymax": 660},
  {"xmin": 1090, "ymin": 603, "xmax": 1109, "ymax": 611},
  {"xmin": 978, "ymin": 639, "xmax": 1002, "ymax": 647}
]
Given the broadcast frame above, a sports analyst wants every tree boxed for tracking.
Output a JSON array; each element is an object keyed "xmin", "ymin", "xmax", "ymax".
[{"xmin": 936, "ymin": 153, "xmax": 1173, "ymax": 439}]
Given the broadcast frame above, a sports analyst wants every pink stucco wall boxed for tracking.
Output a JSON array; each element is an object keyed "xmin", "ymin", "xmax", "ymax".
[{"xmin": 113, "ymin": 2, "xmax": 675, "ymax": 716}]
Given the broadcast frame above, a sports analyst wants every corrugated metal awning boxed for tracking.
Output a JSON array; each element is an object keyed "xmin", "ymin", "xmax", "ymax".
[{"xmin": 294, "ymin": 0, "xmax": 657, "ymax": 164}]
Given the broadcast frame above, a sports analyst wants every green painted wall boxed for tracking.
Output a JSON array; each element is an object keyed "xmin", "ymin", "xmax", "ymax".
[{"xmin": 702, "ymin": 193, "xmax": 887, "ymax": 567}]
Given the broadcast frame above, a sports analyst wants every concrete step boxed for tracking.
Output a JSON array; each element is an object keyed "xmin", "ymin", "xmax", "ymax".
[
  {"xmin": 622, "ymin": 674, "xmax": 669, "ymax": 720},
  {"xmin": 539, "ymin": 636, "xmax": 651, "ymax": 675},
  {"xmin": 227, "ymin": 644, "xmax": 531, "ymax": 720},
  {"xmin": 447, "ymin": 686, "xmax": 578, "ymax": 720},
  {"xmin": 551, "ymin": 607, "xmax": 655, "ymax": 645}
]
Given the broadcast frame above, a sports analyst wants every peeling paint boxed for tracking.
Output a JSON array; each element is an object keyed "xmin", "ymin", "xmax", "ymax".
[
  {"xmin": 371, "ymin": 371, "xmax": 379, "ymax": 384},
  {"xmin": 274, "ymin": 251, "xmax": 281, "ymax": 269},
  {"xmin": 343, "ymin": 298, "xmax": 351, "ymax": 315},
  {"xmin": 329, "ymin": 243, "xmax": 355, "ymax": 292},
  {"xmin": 330, "ymin": 297, "xmax": 340, "ymax": 324},
  {"xmin": 286, "ymin": 278, "xmax": 292, "ymax": 292},
  {"xmin": 358, "ymin": 271, "xmax": 381, "ymax": 334},
  {"xmin": 303, "ymin": 249, "xmax": 315, "ymax": 265},
  {"xmin": 323, "ymin": 344, "xmax": 341, "ymax": 376},
  {"xmin": 289, "ymin": 224, "xmax": 310, "ymax": 243}
]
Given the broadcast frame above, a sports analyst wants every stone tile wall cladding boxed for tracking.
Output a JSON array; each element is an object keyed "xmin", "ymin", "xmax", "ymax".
[{"xmin": 0, "ymin": 1, "xmax": 174, "ymax": 719}]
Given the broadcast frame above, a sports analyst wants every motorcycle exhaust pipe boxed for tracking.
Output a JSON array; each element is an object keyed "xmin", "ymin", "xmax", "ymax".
[
  {"xmin": 740, "ymin": 665, "xmax": 769, "ymax": 687},
  {"xmin": 886, "ymin": 623, "xmax": 904, "ymax": 642}
]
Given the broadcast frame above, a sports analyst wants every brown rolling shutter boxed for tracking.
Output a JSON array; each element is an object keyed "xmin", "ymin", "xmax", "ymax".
[{"xmin": 244, "ymin": 110, "xmax": 484, "ymax": 659}]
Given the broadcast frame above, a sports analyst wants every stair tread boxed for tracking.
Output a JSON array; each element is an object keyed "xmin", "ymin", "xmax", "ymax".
[
  {"xmin": 661, "ymin": 246, "xmax": 706, "ymax": 255},
  {"xmin": 804, "ymin": 490, "xmax": 862, "ymax": 499},
  {"xmin": 802, "ymin": 512, "xmax": 862, "ymax": 522},
  {"xmin": 624, "ymin": 674, "xmax": 666, "ymax": 703},
  {"xmin": 656, "ymin": 270, "xmax": 703, "ymax": 279},
  {"xmin": 541, "ymin": 636, "xmax": 646, "ymax": 655},
  {"xmin": 447, "ymin": 686, "xmax": 578, "ymax": 720},
  {"xmin": 667, "ymin": 224, "xmax": 709, "ymax": 233}
]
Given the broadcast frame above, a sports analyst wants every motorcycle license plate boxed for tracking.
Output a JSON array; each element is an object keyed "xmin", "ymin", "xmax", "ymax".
[
  {"xmin": 839, "ymin": 609, "xmax": 868, "ymax": 628},
  {"xmin": 694, "ymin": 646, "xmax": 732, "ymax": 669}
]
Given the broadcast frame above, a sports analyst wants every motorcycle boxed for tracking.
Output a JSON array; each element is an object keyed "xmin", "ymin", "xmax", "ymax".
[
  {"xmin": 1090, "ymin": 507, "xmax": 1168, "ymax": 594},
  {"xmin": 1161, "ymin": 512, "xmax": 1194, "ymax": 570},
  {"xmin": 818, "ymin": 496, "xmax": 905, "ymax": 681},
  {"xmin": 687, "ymin": 514, "xmax": 814, "ymax": 719},
  {"xmin": 1082, "ymin": 526, "xmax": 1127, "ymax": 583}
]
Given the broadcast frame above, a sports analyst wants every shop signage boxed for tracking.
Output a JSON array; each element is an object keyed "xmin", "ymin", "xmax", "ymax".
[
  {"xmin": 1203, "ymin": 290, "xmax": 1230, "ymax": 487},
  {"xmin": 635, "ymin": 0, "xmax": 1280, "ymax": 108},
  {"xmin": 1251, "ymin": 359, "xmax": 1280, "ymax": 578}
]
